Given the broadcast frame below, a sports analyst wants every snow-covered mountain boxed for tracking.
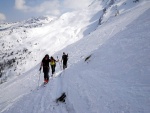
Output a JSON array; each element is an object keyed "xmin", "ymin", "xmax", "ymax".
[{"xmin": 0, "ymin": 0, "xmax": 150, "ymax": 113}]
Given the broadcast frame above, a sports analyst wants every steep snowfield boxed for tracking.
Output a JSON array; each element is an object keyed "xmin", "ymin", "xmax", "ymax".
[
  {"xmin": 0, "ymin": 0, "xmax": 101, "ymax": 80},
  {"xmin": 0, "ymin": 0, "xmax": 150, "ymax": 113}
]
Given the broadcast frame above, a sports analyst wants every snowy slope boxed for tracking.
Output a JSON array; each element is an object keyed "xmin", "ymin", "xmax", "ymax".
[
  {"xmin": 0, "ymin": 0, "xmax": 150, "ymax": 113},
  {"xmin": 0, "ymin": 0, "xmax": 101, "ymax": 82}
]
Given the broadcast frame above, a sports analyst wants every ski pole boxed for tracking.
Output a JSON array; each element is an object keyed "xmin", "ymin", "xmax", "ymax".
[{"xmin": 57, "ymin": 56, "xmax": 62, "ymax": 70}]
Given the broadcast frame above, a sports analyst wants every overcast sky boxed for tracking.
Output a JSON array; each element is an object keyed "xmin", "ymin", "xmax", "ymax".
[{"xmin": 0, "ymin": 0, "xmax": 93, "ymax": 23}]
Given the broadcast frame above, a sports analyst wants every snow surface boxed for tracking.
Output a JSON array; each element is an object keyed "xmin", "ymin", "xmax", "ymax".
[{"xmin": 0, "ymin": 0, "xmax": 150, "ymax": 113}]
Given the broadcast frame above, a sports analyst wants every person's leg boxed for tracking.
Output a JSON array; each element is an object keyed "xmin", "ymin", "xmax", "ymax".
[
  {"xmin": 63, "ymin": 61, "xmax": 67, "ymax": 69},
  {"xmin": 65, "ymin": 61, "xmax": 67, "ymax": 68},
  {"xmin": 44, "ymin": 68, "xmax": 49, "ymax": 83},
  {"xmin": 63, "ymin": 62, "xmax": 65, "ymax": 69},
  {"xmin": 46, "ymin": 68, "xmax": 49, "ymax": 82},
  {"xmin": 51, "ymin": 65, "xmax": 54, "ymax": 75},
  {"xmin": 43, "ymin": 68, "xmax": 47, "ymax": 82},
  {"xmin": 44, "ymin": 72, "xmax": 46, "ymax": 81}
]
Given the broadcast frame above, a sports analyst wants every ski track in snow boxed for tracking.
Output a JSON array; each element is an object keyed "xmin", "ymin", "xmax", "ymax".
[{"xmin": 1, "ymin": 72, "xmax": 66, "ymax": 113}]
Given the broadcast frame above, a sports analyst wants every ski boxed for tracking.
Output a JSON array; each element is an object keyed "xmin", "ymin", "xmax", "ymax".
[
  {"xmin": 43, "ymin": 81, "xmax": 49, "ymax": 87},
  {"xmin": 37, "ymin": 82, "xmax": 48, "ymax": 90}
]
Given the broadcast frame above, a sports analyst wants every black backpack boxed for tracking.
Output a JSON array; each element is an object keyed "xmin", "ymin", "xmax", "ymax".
[{"xmin": 63, "ymin": 54, "xmax": 68, "ymax": 61}]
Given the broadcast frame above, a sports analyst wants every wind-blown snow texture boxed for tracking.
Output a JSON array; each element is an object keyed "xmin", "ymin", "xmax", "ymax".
[{"xmin": 0, "ymin": 0, "xmax": 150, "ymax": 113}]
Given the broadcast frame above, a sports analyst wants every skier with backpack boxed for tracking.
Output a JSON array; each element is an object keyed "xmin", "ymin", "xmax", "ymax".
[
  {"xmin": 61, "ymin": 52, "xmax": 68, "ymax": 70},
  {"xmin": 49, "ymin": 56, "xmax": 58, "ymax": 76},
  {"xmin": 39, "ymin": 54, "xmax": 50, "ymax": 84}
]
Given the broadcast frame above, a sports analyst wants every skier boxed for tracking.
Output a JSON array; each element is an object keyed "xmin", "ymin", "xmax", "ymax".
[
  {"xmin": 39, "ymin": 54, "xmax": 50, "ymax": 84},
  {"xmin": 50, "ymin": 56, "xmax": 58, "ymax": 76},
  {"xmin": 61, "ymin": 52, "xmax": 68, "ymax": 70}
]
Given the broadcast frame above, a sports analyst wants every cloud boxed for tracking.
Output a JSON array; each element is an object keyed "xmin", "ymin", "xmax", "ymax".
[
  {"xmin": 15, "ymin": 0, "xmax": 61, "ymax": 15},
  {"xmin": 14, "ymin": 0, "xmax": 93, "ymax": 16},
  {"xmin": 33, "ymin": 0, "xmax": 61, "ymax": 15},
  {"xmin": 0, "ymin": 13, "xmax": 6, "ymax": 21},
  {"xmin": 15, "ymin": 0, "xmax": 29, "ymax": 11},
  {"xmin": 63, "ymin": 0, "xmax": 93, "ymax": 9}
]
